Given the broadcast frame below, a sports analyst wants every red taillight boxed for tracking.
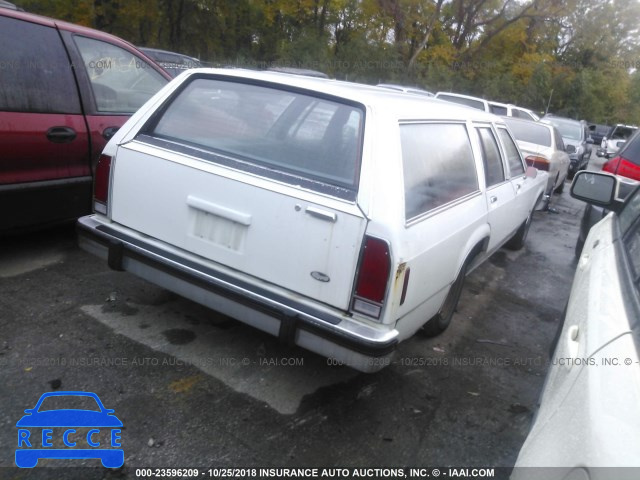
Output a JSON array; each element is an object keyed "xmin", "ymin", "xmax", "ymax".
[
  {"xmin": 525, "ymin": 155, "xmax": 550, "ymax": 171},
  {"xmin": 604, "ymin": 156, "xmax": 640, "ymax": 181},
  {"xmin": 94, "ymin": 154, "xmax": 112, "ymax": 214},
  {"xmin": 352, "ymin": 236, "xmax": 391, "ymax": 318},
  {"xmin": 602, "ymin": 157, "xmax": 620, "ymax": 174}
]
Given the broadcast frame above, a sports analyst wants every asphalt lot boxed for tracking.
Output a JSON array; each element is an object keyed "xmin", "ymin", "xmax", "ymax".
[{"xmin": 0, "ymin": 153, "xmax": 603, "ymax": 479}]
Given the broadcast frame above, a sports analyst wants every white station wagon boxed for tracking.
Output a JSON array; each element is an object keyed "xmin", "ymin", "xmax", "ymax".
[{"xmin": 78, "ymin": 69, "xmax": 547, "ymax": 372}]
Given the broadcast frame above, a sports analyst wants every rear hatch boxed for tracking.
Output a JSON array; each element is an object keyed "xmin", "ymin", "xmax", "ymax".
[{"xmin": 109, "ymin": 75, "xmax": 368, "ymax": 311}]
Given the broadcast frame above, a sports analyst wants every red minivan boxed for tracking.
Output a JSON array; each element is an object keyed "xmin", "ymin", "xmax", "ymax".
[{"xmin": 0, "ymin": 8, "xmax": 171, "ymax": 232}]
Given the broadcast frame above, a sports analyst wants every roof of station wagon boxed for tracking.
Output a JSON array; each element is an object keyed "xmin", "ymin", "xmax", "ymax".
[{"xmin": 180, "ymin": 68, "xmax": 503, "ymax": 124}]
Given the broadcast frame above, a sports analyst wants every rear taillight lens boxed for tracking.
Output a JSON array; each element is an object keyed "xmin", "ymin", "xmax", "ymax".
[
  {"xmin": 602, "ymin": 157, "xmax": 620, "ymax": 174},
  {"xmin": 94, "ymin": 154, "xmax": 112, "ymax": 214},
  {"xmin": 525, "ymin": 155, "xmax": 550, "ymax": 171},
  {"xmin": 351, "ymin": 236, "xmax": 391, "ymax": 319}
]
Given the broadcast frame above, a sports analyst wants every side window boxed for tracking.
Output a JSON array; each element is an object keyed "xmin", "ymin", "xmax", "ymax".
[
  {"xmin": 497, "ymin": 128, "xmax": 525, "ymax": 177},
  {"xmin": 476, "ymin": 128, "xmax": 505, "ymax": 188},
  {"xmin": 554, "ymin": 128, "xmax": 565, "ymax": 152},
  {"xmin": 490, "ymin": 105, "xmax": 507, "ymax": 116},
  {"xmin": 74, "ymin": 36, "xmax": 167, "ymax": 113},
  {"xmin": 0, "ymin": 16, "xmax": 80, "ymax": 113},
  {"xmin": 400, "ymin": 123, "xmax": 479, "ymax": 220}
]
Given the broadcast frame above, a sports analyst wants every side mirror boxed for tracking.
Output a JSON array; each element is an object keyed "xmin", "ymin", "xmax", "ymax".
[
  {"xmin": 566, "ymin": 144, "xmax": 576, "ymax": 154},
  {"xmin": 525, "ymin": 166, "xmax": 537, "ymax": 179},
  {"xmin": 570, "ymin": 171, "xmax": 617, "ymax": 208}
]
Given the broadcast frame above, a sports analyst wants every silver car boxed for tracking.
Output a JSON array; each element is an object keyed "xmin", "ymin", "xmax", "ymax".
[
  {"xmin": 513, "ymin": 171, "xmax": 640, "ymax": 478},
  {"xmin": 600, "ymin": 124, "xmax": 638, "ymax": 157}
]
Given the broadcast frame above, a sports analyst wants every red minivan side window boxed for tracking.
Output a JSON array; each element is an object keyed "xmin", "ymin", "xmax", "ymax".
[
  {"xmin": 73, "ymin": 35, "xmax": 167, "ymax": 114},
  {"xmin": 0, "ymin": 16, "xmax": 81, "ymax": 114}
]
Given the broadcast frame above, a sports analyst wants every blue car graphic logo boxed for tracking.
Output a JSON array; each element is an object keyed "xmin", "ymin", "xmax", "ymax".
[{"xmin": 15, "ymin": 391, "xmax": 123, "ymax": 468}]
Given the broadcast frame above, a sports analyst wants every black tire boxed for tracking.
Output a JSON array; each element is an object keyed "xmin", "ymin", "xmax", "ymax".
[
  {"xmin": 506, "ymin": 208, "xmax": 533, "ymax": 250},
  {"xmin": 421, "ymin": 262, "xmax": 468, "ymax": 337},
  {"xmin": 575, "ymin": 235, "xmax": 585, "ymax": 258}
]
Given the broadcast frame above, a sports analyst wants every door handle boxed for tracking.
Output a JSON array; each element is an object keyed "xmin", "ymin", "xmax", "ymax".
[
  {"xmin": 490, "ymin": 196, "xmax": 498, "ymax": 204},
  {"xmin": 305, "ymin": 206, "xmax": 337, "ymax": 223},
  {"xmin": 103, "ymin": 126, "xmax": 120, "ymax": 140},
  {"xmin": 46, "ymin": 126, "xmax": 77, "ymax": 143}
]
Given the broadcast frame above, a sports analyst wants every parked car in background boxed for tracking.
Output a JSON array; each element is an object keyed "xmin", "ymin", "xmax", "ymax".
[
  {"xmin": 588, "ymin": 122, "xmax": 610, "ymax": 146},
  {"xmin": 503, "ymin": 116, "xmax": 570, "ymax": 198},
  {"xmin": 434, "ymin": 92, "xmax": 539, "ymax": 121},
  {"xmin": 78, "ymin": 69, "xmax": 547, "ymax": 372},
  {"xmin": 376, "ymin": 84, "xmax": 434, "ymax": 97},
  {"xmin": 488, "ymin": 101, "xmax": 540, "ymax": 121},
  {"xmin": 598, "ymin": 123, "xmax": 638, "ymax": 157},
  {"xmin": 139, "ymin": 47, "xmax": 202, "ymax": 77},
  {"xmin": 513, "ymin": 171, "xmax": 640, "ymax": 478},
  {"xmin": 540, "ymin": 115, "xmax": 593, "ymax": 177},
  {"xmin": 575, "ymin": 128, "xmax": 640, "ymax": 256},
  {"xmin": 0, "ymin": 8, "xmax": 171, "ymax": 233}
]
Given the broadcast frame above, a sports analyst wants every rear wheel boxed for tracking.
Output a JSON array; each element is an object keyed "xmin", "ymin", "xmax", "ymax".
[
  {"xmin": 421, "ymin": 262, "xmax": 468, "ymax": 337},
  {"xmin": 506, "ymin": 208, "xmax": 533, "ymax": 251}
]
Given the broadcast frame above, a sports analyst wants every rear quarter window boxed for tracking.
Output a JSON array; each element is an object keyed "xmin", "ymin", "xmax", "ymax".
[
  {"xmin": 145, "ymin": 78, "xmax": 363, "ymax": 194},
  {"xmin": 400, "ymin": 123, "xmax": 479, "ymax": 221}
]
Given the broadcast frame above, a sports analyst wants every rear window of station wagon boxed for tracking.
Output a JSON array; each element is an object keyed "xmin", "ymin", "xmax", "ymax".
[
  {"xmin": 142, "ymin": 78, "xmax": 364, "ymax": 198},
  {"xmin": 401, "ymin": 123, "xmax": 478, "ymax": 221}
]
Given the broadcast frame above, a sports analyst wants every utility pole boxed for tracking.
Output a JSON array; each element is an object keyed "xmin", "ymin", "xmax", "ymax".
[{"xmin": 545, "ymin": 88, "xmax": 554, "ymax": 115}]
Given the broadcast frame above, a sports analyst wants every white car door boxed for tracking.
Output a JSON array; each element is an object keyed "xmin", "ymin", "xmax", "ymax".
[
  {"xmin": 475, "ymin": 126, "xmax": 518, "ymax": 252},
  {"xmin": 496, "ymin": 127, "xmax": 539, "ymax": 221}
]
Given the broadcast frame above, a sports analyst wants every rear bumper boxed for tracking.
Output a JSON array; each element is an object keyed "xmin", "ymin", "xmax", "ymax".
[{"xmin": 77, "ymin": 215, "xmax": 399, "ymax": 372}]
